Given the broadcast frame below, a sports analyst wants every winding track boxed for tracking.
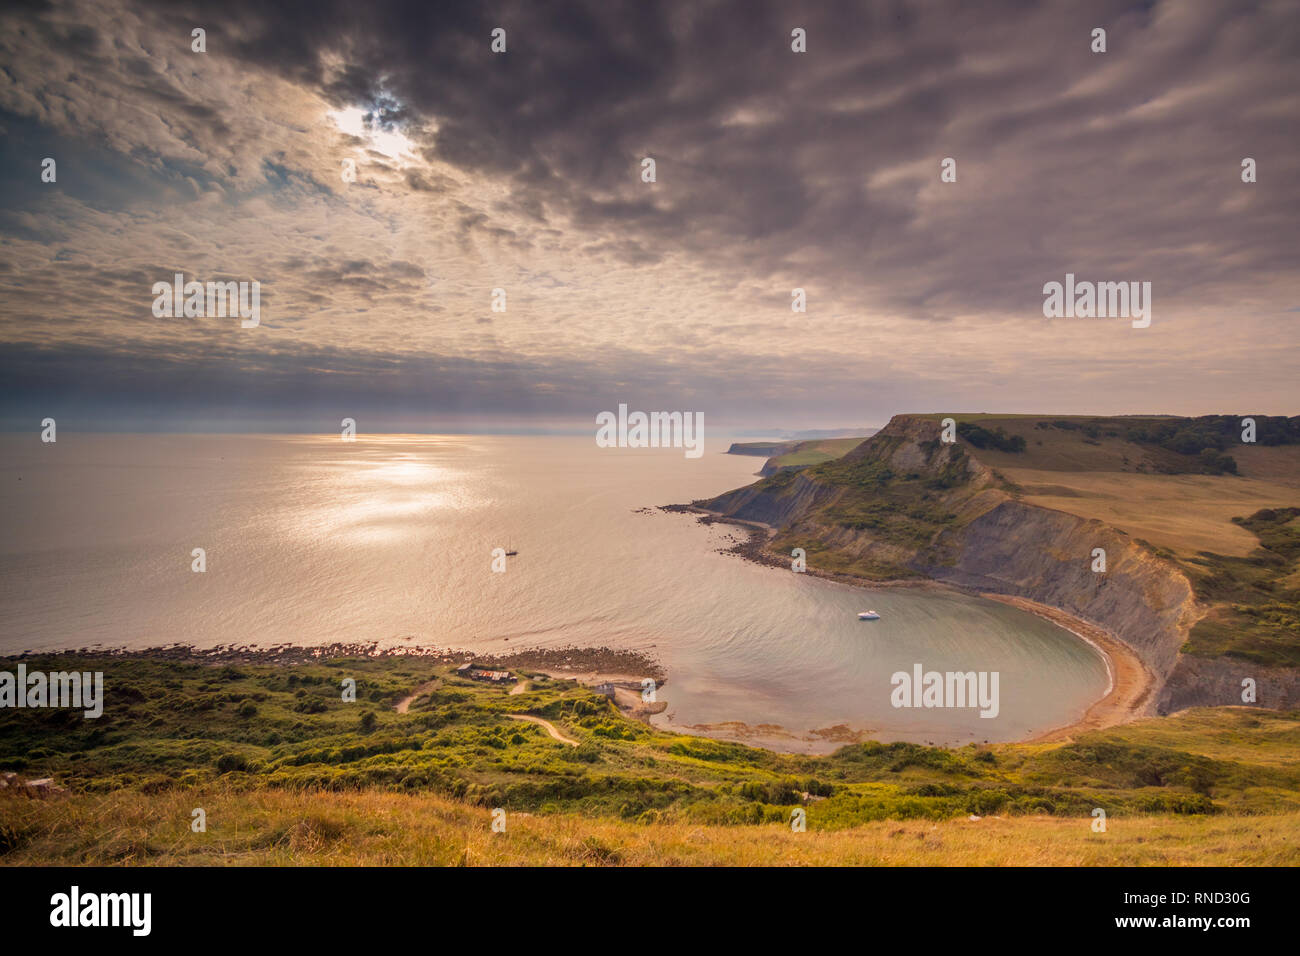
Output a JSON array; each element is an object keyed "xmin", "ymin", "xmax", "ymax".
[
  {"xmin": 506, "ymin": 713, "xmax": 579, "ymax": 746},
  {"xmin": 394, "ymin": 680, "xmax": 437, "ymax": 714},
  {"xmin": 394, "ymin": 678, "xmax": 578, "ymax": 746}
]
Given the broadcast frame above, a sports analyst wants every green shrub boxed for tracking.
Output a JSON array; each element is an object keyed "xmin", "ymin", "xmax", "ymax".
[{"xmin": 216, "ymin": 753, "xmax": 249, "ymax": 773}]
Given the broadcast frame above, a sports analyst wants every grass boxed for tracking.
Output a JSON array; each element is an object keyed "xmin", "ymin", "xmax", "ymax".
[
  {"xmin": 758, "ymin": 447, "xmax": 971, "ymax": 579},
  {"xmin": 1002, "ymin": 469, "xmax": 1299, "ymax": 558},
  {"xmin": 5, "ymin": 787, "xmax": 1297, "ymax": 866},
  {"xmin": 2, "ymin": 652, "xmax": 1299, "ymax": 864},
  {"xmin": 1179, "ymin": 508, "xmax": 1300, "ymax": 665},
  {"xmin": 769, "ymin": 437, "xmax": 869, "ymax": 468},
  {"xmin": 739, "ymin": 430, "xmax": 993, "ymax": 580}
]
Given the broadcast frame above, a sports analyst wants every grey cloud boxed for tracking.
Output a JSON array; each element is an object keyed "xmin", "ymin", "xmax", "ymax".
[{"xmin": 0, "ymin": 0, "xmax": 1296, "ymax": 427}]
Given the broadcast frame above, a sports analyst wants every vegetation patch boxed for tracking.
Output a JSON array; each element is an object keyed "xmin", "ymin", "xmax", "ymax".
[
  {"xmin": 1182, "ymin": 507, "xmax": 1300, "ymax": 665},
  {"xmin": 4, "ymin": 653, "xmax": 1298, "ymax": 842},
  {"xmin": 957, "ymin": 422, "xmax": 1026, "ymax": 453}
]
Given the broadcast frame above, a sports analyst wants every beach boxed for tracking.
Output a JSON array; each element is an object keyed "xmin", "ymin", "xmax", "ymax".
[
  {"xmin": 982, "ymin": 594, "xmax": 1155, "ymax": 742},
  {"xmin": 684, "ymin": 505, "xmax": 1155, "ymax": 744}
]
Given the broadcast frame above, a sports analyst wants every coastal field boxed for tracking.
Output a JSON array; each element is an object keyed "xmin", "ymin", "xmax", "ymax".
[
  {"xmin": 937, "ymin": 415, "xmax": 1300, "ymax": 559},
  {"xmin": 3, "ymin": 651, "xmax": 1298, "ymax": 865},
  {"xmin": 1002, "ymin": 468, "xmax": 1297, "ymax": 558}
]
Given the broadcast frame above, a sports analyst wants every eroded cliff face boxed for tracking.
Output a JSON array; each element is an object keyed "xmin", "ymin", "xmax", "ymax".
[
  {"xmin": 701, "ymin": 414, "xmax": 1282, "ymax": 714},
  {"xmin": 707, "ymin": 468, "xmax": 839, "ymax": 528},
  {"xmin": 1160, "ymin": 655, "xmax": 1300, "ymax": 713},
  {"xmin": 921, "ymin": 498, "xmax": 1197, "ymax": 711},
  {"xmin": 842, "ymin": 414, "xmax": 993, "ymax": 485}
]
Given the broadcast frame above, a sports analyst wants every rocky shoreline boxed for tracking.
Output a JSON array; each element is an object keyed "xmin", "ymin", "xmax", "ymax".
[
  {"xmin": 660, "ymin": 503, "xmax": 957, "ymax": 591},
  {"xmin": 3, "ymin": 641, "xmax": 665, "ymax": 684}
]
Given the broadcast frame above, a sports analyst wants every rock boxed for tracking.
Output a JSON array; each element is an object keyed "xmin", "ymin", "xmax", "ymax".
[{"xmin": 23, "ymin": 777, "xmax": 67, "ymax": 797}]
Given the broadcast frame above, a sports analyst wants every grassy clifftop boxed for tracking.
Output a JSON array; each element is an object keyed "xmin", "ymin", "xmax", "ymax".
[
  {"xmin": 765, "ymin": 436, "xmax": 872, "ymax": 470},
  {"xmin": 730, "ymin": 437, "xmax": 875, "ymax": 477},
  {"xmin": 705, "ymin": 414, "xmax": 1004, "ymax": 578}
]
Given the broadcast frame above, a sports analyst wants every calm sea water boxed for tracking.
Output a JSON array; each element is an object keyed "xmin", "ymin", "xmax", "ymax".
[{"xmin": 0, "ymin": 434, "xmax": 1109, "ymax": 751}]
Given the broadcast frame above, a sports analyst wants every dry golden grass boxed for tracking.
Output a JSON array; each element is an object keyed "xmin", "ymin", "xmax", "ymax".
[
  {"xmin": 1001, "ymin": 468, "xmax": 1300, "ymax": 558},
  {"xmin": 4, "ymin": 787, "xmax": 1296, "ymax": 866}
]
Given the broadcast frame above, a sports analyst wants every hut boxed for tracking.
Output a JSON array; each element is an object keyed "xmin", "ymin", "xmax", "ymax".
[{"xmin": 457, "ymin": 663, "xmax": 514, "ymax": 683}]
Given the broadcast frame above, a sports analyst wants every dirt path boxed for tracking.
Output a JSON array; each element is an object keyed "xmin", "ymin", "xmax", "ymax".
[
  {"xmin": 982, "ymin": 594, "xmax": 1156, "ymax": 742},
  {"xmin": 394, "ymin": 680, "xmax": 438, "ymax": 714},
  {"xmin": 507, "ymin": 714, "xmax": 578, "ymax": 746}
]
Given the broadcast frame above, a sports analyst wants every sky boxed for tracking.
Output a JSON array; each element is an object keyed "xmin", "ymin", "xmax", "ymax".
[{"xmin": 0, "ymin": 0, "xmax": 1296, "ymax": 432}]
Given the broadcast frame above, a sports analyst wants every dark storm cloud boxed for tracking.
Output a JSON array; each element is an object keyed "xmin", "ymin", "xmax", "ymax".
[
  {"xmin": 135, "ymin": 0, "xmax": 1298, "ymax": 320},
  {"xmin": 0, "ymin": 335, "xmax": 913, "ymax": 430}
]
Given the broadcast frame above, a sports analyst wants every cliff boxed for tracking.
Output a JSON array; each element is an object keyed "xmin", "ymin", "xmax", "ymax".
[
  {"xmin": 725, "ymin": 441, "xmax": 798, "ymax": 457},
  {"xmin": 701, "ymin": 414, "xmax": 1299, "ymax": 714}
]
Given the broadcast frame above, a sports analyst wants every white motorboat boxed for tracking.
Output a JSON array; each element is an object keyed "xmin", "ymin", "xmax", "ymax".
[{"xmin": 858, "ymin": 610, "xmax": 881, "ymax": 621}]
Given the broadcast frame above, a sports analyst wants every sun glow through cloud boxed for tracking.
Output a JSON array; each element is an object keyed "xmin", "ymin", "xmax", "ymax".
[{"xmin": 328, "ymin": 106, "xmax": 417, "ymax": 160}]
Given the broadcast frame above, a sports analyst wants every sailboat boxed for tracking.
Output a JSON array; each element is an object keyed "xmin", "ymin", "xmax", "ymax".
[{"xmin": 505, "ymin": 538, "xmax": 518, "ymax": 557}]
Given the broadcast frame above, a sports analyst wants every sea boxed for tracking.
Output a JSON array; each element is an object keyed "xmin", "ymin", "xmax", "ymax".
[{"xmin": 0, "ymin": 433, "xmax": 1110, "ymax": 751}]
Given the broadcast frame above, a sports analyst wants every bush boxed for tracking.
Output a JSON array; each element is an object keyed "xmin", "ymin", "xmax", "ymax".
[
  {"xmin": 968, "ymin": 789, "xmax": 1010, "ymax": 815},
  {"xmin": 957, "ymin": 423, "xmax": 1026, "ymax": 453},
  {"xmin": 1198, "ymin": 448, "xmax": 1238, "ymax": 475},
  {"xmin": 216, "ymin": 752, "xmax": 249, "ymax": 773}
]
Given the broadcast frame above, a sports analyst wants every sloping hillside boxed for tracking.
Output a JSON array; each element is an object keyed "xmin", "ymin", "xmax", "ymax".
[
  {"xmin": 758, "ymin": 436, "xmax": 874, "ymax": 476},
  {"xmin": 727, "ymin": 436, "xmax": 875, "ymax": 476},
  {"xmin": 4, "ymin": 650, "xmax": 1300, "ymax": 866},
  {"xmin": 701, "ymin": 414, "xmax": 1300, "ymax": 714}
]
